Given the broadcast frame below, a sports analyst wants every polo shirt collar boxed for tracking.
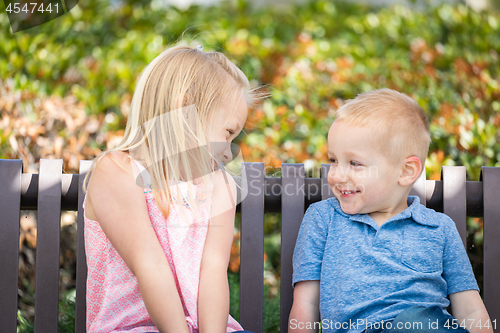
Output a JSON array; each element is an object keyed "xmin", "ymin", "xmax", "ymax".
[{"xmin": 330, "ymin": 195, "xmax": 439, "ymax": 227}]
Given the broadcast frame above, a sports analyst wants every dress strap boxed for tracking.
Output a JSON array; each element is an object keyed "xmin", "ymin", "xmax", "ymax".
[{"xmin": 125, "ymin": 154, "xmax": 153, "ymax": 191}]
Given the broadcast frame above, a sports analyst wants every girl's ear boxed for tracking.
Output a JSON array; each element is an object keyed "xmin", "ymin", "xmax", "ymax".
[
  {"xmin": 172, "ymin": 91, "xmax": 193, "ymax": 111},
  {"xmin": 399, "ymin": 156, "xmax": 422, "ymax": 187}
]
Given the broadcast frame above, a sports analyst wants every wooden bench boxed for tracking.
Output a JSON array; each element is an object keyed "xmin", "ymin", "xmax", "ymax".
[{"xmin": 1, "ymin": 159, "xmax": 499, "ymax": 333}]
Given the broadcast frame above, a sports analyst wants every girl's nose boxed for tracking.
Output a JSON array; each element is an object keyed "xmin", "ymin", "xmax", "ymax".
[
  {"xmin": 219, "ymin": 143, "xmax": 241, "ymax": 164},
  {"xmin": 222, "ymin": 144, "xmax": 233, "ymax": 162}
]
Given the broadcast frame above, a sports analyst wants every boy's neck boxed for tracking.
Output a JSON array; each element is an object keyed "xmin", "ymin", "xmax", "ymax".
[{"xmin": 368, "ymin": 194, "xmax": 410, "ymax": 227}]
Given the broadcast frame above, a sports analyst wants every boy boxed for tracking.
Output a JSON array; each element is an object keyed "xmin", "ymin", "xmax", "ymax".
[{"xmin": 289, "ymin": 89, "xmax": 492, "ymax": 333}]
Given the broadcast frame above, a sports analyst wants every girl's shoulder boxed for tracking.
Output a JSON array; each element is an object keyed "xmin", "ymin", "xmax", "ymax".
[
  {"xmin": 87, "ymin": 151, "xmax": 143, "ymax": 198},
  {"xmin": 85, "ymin": 151, "xmax": 150, "ymax": 224},
  {"xmin": 94, "ymin": 151, "xmax": 135, "ymax": 173}
]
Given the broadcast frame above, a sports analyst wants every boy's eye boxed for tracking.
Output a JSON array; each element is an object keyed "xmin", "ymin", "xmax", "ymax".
[
  {"xmin": 329, "ymin": 158, "xmax": 337, "ymax": 164},
  {"xmin": 350, "ymin": 161, "xmax": 362, "ymax": 167},
  {"xmin": 227, "ymin": 129, "xmax": 235, "ymax": 136}
]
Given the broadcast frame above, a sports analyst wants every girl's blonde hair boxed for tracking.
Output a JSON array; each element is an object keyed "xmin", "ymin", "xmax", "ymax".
[
  {"xmin": 334, "ymin": 88, "xmax": 431, "ymax": 167},
  {"xmin": 84, "ymin": 45, "xmax": 258, "ymax": 219}
]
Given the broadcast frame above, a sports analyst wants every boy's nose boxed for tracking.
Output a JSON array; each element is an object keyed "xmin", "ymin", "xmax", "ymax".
[{"xmin": 329, "ymin": 166, "xmax": 349, "ymax": 183}]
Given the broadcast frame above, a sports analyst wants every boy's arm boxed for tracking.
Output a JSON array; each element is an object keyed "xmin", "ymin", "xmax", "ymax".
[
  {"xmin": 441, "ymin": 216, "xmax": 488, "ymax": 332},
  {"xmin": 289, "ymin": 280, "xmax": 321, "ymax": 333},
  {"xmin": 449, "ymin": 290, "xmax": 493, "ymax": 333},
  {"xmin": 289, "ymin": 203, "xmax": 327, "ymax": 333}
]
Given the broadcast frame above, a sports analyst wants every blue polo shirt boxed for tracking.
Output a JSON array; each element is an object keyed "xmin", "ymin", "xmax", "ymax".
[{"xmin": 292, "ymin": 196, "xmax": 479, "ymax": 333}]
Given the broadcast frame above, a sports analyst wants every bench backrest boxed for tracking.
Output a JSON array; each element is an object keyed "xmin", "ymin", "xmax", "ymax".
[{"xmin": 1, "ymin": 159, "xmax": 499, "ymax": 333}]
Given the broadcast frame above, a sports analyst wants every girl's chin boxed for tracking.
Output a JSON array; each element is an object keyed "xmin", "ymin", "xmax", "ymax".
[{"xmin": 212, "ymin": 159, "xmax": 225, "ymax": 170}]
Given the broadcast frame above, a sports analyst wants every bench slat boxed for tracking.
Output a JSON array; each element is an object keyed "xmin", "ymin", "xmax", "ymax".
[
  {"xmin": 34, "ymin": 159, "xmax": 62, "ymax": 332},
  {"xmin": 280, "ymin": 164, "xmax": 305, "ymax": 333},
  {"xmin": 409, "ymin": 170, "xmax": 426, "ymax": 207},
  {"xmin": 239, "ymin": 162, "xmax": 265, "ymax": 332},
  {"xmin": 442, "ymin": 166, "xmax": 467, "ymax": 247},
  {"xmin": 321, "ymin": 164, "xmax": 334, "ymax": 200},
  {"xmin": 481, "ymin": 167, "xmax": 500, "ymax": 322},
  {"xmin": 0, "ymin": 159, "xmax": 22, "ymax": 332},
  {"xmin": 75, "ymin": 161, "xmax": 92, "ymax": 333}
]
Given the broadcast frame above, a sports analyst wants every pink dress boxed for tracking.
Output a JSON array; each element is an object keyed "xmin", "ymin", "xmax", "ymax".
[{"xmin": 84, "ymin": 158, "xmax": 243, "ymax": 333}]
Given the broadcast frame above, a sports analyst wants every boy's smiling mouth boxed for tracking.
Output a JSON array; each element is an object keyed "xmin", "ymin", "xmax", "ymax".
[
  {"xmin": 337, "ymin": 188, "xmax": 361, "ymax": 197},
  {"xmin": 340, "ymin": 190, "xmax": 357, "ymax": 194}
]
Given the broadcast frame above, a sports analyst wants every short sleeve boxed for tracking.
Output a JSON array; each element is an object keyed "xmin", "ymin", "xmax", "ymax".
[
  {"xmin": 292, "ymin": 204, "xmax": 328, "ymax": 287},
  {"xmin": 442, "ymin": 217, "xmax": 479, "ymax": 295}
]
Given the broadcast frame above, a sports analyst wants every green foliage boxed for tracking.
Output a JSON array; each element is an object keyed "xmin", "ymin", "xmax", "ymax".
[
  {"xmin": 17, "ymin": 290, "xmax": 76, "ymax": 333},
  {"xmin": 262, "ymin": 285, "xmax": 280, "ymax": 333},
  {"xmin": 228, "ymin": 272, "xmax": 280, "ymax": 333},
  {"xmin": 1, "ymin": 0, "xmax": 499, "ymax": 180},
  {"xmin": 228, "ymin": 271, "xmax": 241, "ymax": 321},
  {"xmin": 2, "ymin": 0, "xmax": 499, "ymax": 329},
  {"xmin": 58, "ymin": 290, "xmax": 76, "ymax": 333},
  {"xmin": 17, "ymin": 311, "xmax": 34, "ymax": 333}
]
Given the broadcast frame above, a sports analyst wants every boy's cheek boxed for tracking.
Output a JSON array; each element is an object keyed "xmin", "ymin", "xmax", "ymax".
[
  {"xmin": 328, "ymin": 182, "xmax": 342, "ymax": 196},
  {"xmin": 327, "ymin": 175, "xmax": 336, "ymax": 190}
]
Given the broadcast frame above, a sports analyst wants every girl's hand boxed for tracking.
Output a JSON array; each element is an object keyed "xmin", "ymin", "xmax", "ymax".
[
  {"xmin": 87, "ymin": 152, "xmax": 190, "ymax": 333},
  {"xmin": 198, "ymin": 169, "xmax": 238, "ymax": 333}
]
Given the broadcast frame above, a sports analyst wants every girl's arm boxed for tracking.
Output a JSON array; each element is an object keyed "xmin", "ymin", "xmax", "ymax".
[
  {"xmin": 198, "ymin": 169, "xmax": 238, "ymax": 333},
  {"xmin": 87, "ymin": 152, "xmax": 190, "ymax": 333},
  {"xmin": 449, "ymin": 290, "xmax": 493, "ymax": 333},
  {"xmin": 289, "ymin": 280, "xmax": 321, "ymax": 333}
]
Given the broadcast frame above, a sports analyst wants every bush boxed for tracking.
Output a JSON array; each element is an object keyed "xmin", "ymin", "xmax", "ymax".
[
  {"xmin": 1, "ymin": 0, "xmax": 499, "ymax": 177},
  {"xmin": 2, "ymin": 0, "xmax": 499, "ymax": 329}
]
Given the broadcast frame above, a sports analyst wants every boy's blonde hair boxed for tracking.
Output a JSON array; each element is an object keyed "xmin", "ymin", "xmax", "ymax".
[
  {"xmin": 84, "ymin": 45, "xmax": 259, "ymax": 219},
  {"xmin": 334, "ymin": 88, "xmax": 431, "ymax": 166}
]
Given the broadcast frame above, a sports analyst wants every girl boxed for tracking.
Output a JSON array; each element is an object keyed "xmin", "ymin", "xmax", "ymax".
[{"xmin": 83, "ymin": 45, "xmax": 258, "ymax": 333}]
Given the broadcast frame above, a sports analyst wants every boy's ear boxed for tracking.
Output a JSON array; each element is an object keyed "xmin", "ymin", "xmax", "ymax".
[{"xmin": 399, "ymin": 156, "xmax": 422, "ymax": 187}]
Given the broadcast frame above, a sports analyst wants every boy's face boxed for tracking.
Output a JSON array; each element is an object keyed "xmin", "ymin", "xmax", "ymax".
[{"xmin": 327, "ymin": 121, "xmax": 409, "ymax": 221}]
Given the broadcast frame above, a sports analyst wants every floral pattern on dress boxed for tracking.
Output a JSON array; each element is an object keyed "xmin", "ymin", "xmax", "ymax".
[{"xmin": 84, "ymin": 158, "xmax": 243, "ymax": 333}]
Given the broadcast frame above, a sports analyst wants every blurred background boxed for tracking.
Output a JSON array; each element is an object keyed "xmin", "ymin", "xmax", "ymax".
[{"xmin": 1, "ymin": 0, "xmax": 499, "ymax": 331}]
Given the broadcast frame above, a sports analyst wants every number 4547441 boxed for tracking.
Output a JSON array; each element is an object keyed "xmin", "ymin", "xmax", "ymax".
[
  {"xmin": 6, "ymin": 2, "xmax": 60, "ymax": 14},
  {"xmin": 444, "ymin": 319, "xmax": 496, "ymax": 330}
]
